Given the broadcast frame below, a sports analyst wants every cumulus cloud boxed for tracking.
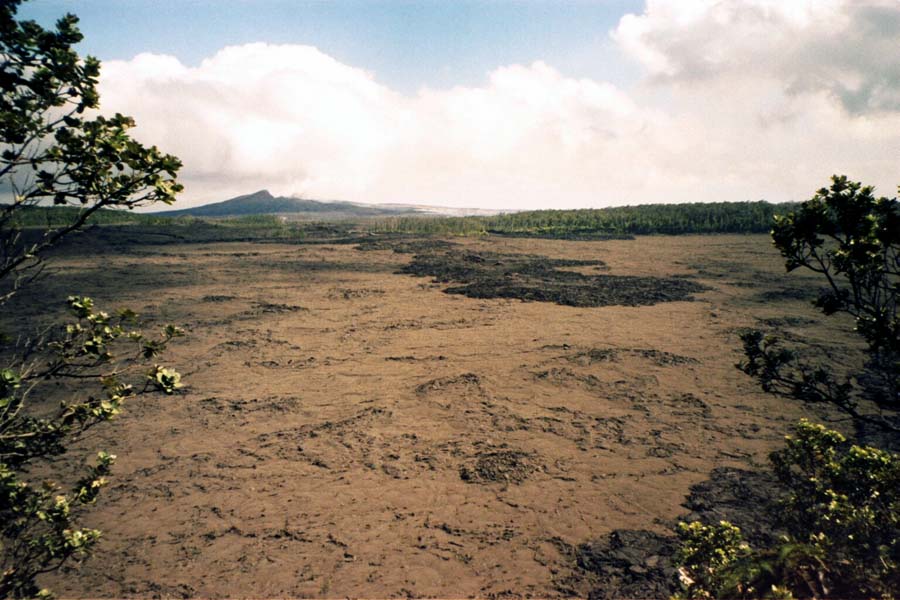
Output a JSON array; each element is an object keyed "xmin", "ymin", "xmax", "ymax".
[
  {"xmin": 97, "ymin": 0, "xmax": 900, "ymax": 210},
  {"xmin": 614, "ymin": 0, "xmax": 900, "ymax": 113}
]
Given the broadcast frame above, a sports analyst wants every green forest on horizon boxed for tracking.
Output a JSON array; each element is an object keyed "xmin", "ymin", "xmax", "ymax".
[{"xmin": 6, "ymin": 200, "xmax": 797, "ymax": 237}]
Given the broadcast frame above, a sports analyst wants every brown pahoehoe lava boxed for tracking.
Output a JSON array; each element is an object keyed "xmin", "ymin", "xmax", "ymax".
[{"xmin": 0, "ymin": 231, "xmax": 847, "ymax": 598}]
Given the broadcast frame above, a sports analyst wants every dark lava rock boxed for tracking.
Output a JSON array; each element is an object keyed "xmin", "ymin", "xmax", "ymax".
[
  {"xmin": 400, "ymin": 250, "xmax": 706, "ymax": 308},
  {"xmin": 577, "ymin": 529, "xmax": 678, "ymax": 600},
  {"xmin": 574, "ymin": 468, "xmax": 784, "ymax": 599},
  {"xmin": 459, "ymin": 450, "xmax": 537, "ymax": 484},
  {"xmin": 415, "ymin": 373, "xmax": 482, "ymax": 395},
  {"xmin": 681, "ymin": 467, "xmax": 781, "ymax": 547},
  {"xmin": 755, "ymin": 286, "xmax": 819, "ymax": 302}
]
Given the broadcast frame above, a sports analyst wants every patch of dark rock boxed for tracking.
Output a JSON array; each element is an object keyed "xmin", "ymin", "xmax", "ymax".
[
  {"xmin": 328, "ymin": 287, "xmax": 385, "ymax": 300},
  {"xmin": 201, "ymin": 294, "xmax": 237, "ymax": 303},
  {"xmin": 387, "ymin": 355, "xmax": 448, "ymax": 362},
  {"xmin": 755, "ymin": 286, "xmax": 819, "ymax": 302},
  {"xmin": 647, "ymin": 442, "xmax": 684, "ymax": 458},
  {"xmin": 685, "ymin": 261, "xmax": 783, "ymax": 286},
  {"xmin": 199, "ymin": 395, "xmax": 300, "ymax": 415},
  {"xmin": 415, "ymin": 373, "xmax": 482, "ymax": 395},
  {"xmin": 573, "ymin": 347, "xmax": 696, "ymax": 366},
  {"xmin": 631, "ymin": 348, "xmax": 699, "ymax": 366},
  {"xmin": 459, "ymin": 450, "xmax": 538, "ymax": 484},
  {"xmin": 401, "ymin": 250, "xmax": 705, "ymax": 308},
  {"xmin": 681, "ymin": 467, "xmax": 782, "ymax": 547},
  {"xmin": 381, "ymin": 464, "xmax": 405, "ymax": 479},
  {"xmin": 567, "ymin": 348, "xmax": 620, "ymax": 364},
  {"xmin": 218, "ymin": 339, "xmax": 257, "ymax": 349},
  {"xmin": 124, "ymin": 581, "xmax": 196, "ymax": 599},
  {"xmin": 577, "ymin": 530, "xmax": 678, "ymax": 600},
  {"xmin": 252, "ymin": 301, "xmax": 308, "ymax": 314},
  {"xmin": 667, "ymin": 393, "xmax": 712, "ymax": 417},
  {"xmin": 853, "ymin": 415, "xmax": 900, "ymax": 452},
  {"xmin": 533, "ymin": 367, "xmax": 603, "ymax": 389},
  {"xmin": 756, "ymin": 315, "xmax": 818, "ymax": 328},
  {"xmin": 264, "ymin": 527, "xmax": 310, "ymax": 542},
  {"xmin": 573, "ymin": 468, "xmax": 784, "ymax": 598}
]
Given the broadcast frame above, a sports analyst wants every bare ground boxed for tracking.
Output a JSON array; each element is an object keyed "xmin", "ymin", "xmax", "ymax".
[{"xmin": 8, "ymin": 233, "xmax": 858, "ymax": 598}]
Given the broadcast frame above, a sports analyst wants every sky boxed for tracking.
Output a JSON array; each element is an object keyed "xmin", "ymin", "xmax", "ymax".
[{"xmin": 19, "ymin": 0, "xmax": 900, "ymax": 210}]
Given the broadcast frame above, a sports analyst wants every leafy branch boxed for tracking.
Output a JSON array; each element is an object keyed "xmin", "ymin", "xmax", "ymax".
[{"xmin": 1, "ymin": 297, "xmax": 183, "ymax": 597}]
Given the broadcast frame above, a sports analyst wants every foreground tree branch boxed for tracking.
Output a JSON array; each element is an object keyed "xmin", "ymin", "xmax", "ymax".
[{"xmin": 1, "ymin": 1, "xmax": 185, "ymax": 595}]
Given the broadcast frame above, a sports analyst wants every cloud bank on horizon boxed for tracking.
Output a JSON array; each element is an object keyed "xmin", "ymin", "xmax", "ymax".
[{"xmin": 98, "ymin": 0, "xmax": 900, "ymax": 210}]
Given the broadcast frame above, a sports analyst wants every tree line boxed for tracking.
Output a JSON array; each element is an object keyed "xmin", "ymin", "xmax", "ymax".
[{"xmin": 367, "ymin": 201, "xmax": 798, "ymax": 237}]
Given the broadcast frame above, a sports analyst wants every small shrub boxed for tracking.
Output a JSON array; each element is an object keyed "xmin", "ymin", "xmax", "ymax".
[
  {"xmin": 1, "ymin": 297, "xmax": 183, "ymax": 597},
  {"xmin": 675, "ymin": 420, "xmax": 899, "ymax": 599}
]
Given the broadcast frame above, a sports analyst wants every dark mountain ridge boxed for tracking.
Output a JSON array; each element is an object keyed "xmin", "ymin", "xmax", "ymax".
[{"xmin": 154, "ymin": 190, "xmax": 415, "ymax": 218}]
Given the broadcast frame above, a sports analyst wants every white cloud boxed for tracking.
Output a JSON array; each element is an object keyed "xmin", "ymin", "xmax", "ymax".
[
  {"xmin": 614, "ymin": 0, "xmax": 900, "ymax": 113},
  {"xmin": 97, "ymin": 1, "xmax": 900, "ymax": 210}
]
